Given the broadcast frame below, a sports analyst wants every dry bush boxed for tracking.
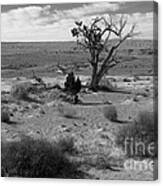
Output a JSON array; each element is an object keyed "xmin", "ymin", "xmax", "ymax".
[
  {"xmin": 10, "ymin": 82, "xmax": 33, "ymax": 100},
  {"xmin": 103, "ymin": 105, "xmax": 118, "ymax": 122},
  {"xmin": 57, "ymin": 103, "xmax": 77, "ymax": 118},
  {"xmin": 57, "ymin": 136, "xmax": 75, "ymax": 153},
  {"xmin": 49, "ymin": 89, "xmax": 79, "ymax": 104},
  {"xmin": 99, "ymin": 78, "xmax": 116, "ymax": 91},
  {"xmin": 133, "ymin": 75, "xmax": 141, "ymax": 81},
  {"xmin": 1, "ymin": 106, "xmax": 10, "ymax": 123},
  {"xmin": 116, "ymin": 110, "xmax": 158, "ymax": 158},
  {"xmin": 1, "ymin": 94, "xmax": 12, "ymax": 104},
  {"xmin": 64, "ymin": 72, "xmax": 81, "ymax": 94},
  {"xmin": 135, "ymin": 90, "xmax": 149, "ymax": 97},
  {"xmin": 1, "ymin": 135, "xmax": 80, "ymax": 178},
  {"xmin": 48, "ymin": 88, "xmax": 64, "ymax": 101}
]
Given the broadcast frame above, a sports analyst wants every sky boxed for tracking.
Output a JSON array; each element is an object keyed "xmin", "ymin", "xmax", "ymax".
[{"xmin": 1, "ymin": 1, "xmax": 156, "ymax": 41}]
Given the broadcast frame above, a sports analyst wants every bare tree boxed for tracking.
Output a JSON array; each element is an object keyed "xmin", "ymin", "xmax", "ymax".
[{"xmin": 71, "ymin": 15, "xmax": 138, "ymax": 91}]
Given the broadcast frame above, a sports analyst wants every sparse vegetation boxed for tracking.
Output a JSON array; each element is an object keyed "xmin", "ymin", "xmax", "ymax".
[
  {"xmin": 10, "ymin": 82, "xmax": 33, "ymax": 100},
  {"xmin": 1, "ymin": 25, "xmax": 157, "ymax": 180},
  {"xmin": 64, "ymin": 72, "xmax": 81, "ymax": 94},
  {"xmin": 116, "ymin": 110, "xmax": 157, "ymax": 158},
  {"xmin": 57, "ymin": 136, "xmax": 75, "ymax": 154},
  {"xmin": 99, "ymin": 78, "xmax": 117, "ymax": 91},
  {"xmin": 1, "ymin": 106, "xmax": 10, "ymax": 123},
  {"xmin": 1, "ymin": 135, "xmax": 80, "ymax": 178},
  {"xmin": 136, "ymin": 90, "xmax": 149, "ymax": 97},
  {"xmin": 103, "ymin": 105, "xmax": 118, "ymax": 122},
  {"xmin": 57, "ymin": 103, "xmax": 78, "ymax": 118}
]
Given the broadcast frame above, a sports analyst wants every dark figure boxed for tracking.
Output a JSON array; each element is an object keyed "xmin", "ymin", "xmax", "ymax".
[
  {"xmin": 64, "ymin": 72, "xmax": 75, "ymax": 92},
  {"xmin": 75, "ymin": 77, "xmax": 82, "ymax": 94}
]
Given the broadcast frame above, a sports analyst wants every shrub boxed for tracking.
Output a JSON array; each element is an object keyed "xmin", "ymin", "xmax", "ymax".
[
  {"xmin": 128, "ymin": 49, "xmax": 134, "ymax": 55},
  {"xmin": 1, "ymin": 94, "xmax": 12, "ymax": 104},
  {"xmin": 99, "ymin": 78, "xmax": 116, "ymax": 91},
  {"xmin": 57, "ymin": 136, "xmax": 75, "ymax": 154},
  {"xmin": 57, "ymin": 103, "xmax": 77, "ymax": 118},
  {"xmin": 103, "ymin": 105, "xmax": 118, "ymax": 122},
  {"xmin": 116, "ymin": 110, "xmax": 158, "ymax": 158},
  {"xmin": 48, "ymin": 88, "xmax": 65, "ymax": 101},
  {"xmin": 10, "ymin": 82, "xmax": 33, "ymax": 100},
  {"xmin": 64, "ymin": 72, "xmax": 81, "ymax": 94},
  {"xmin": 135, "ymin": 90, "xmax": 149, "ymax": 97},
  {"xmin": 1, "ymin": 106, "xmax": 10, "ymax": 123},
  {"xmin": 1, "ymin": 135, "xmax": 80, "ymax": 178},
  {"xmin": 133, "ymin": 75, "xmax": 141, "ymax": 81},
  {"xmin": 75, "ymin": 77, "xmax": 82, "ymax": 93},
  {"xmin": 64, "ymin": 72, "xmax": 75, "ymax": 91}
]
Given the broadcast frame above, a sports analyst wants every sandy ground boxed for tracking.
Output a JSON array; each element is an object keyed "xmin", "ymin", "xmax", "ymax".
[{"xmin": 1, "ymin": 75, "xmax": 156, "ymax": 180}]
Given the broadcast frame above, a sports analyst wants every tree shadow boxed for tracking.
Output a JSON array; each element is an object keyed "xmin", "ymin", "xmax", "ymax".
[
  {"xmin": 98, "ymin": 87, "xmax": 132, "ymax": 94},
  {"xmin": 6, "ymin": 120, "xmax": 23, "ymax": 125},
  {"xmin": 24, "ymin": 96, "xmax": 43, "ymax": 104},
  {"xmin": 60, "ymin": 115, "xmax": 83, "ymax": 120},
  {"xmin": 78, "ymin": 102, "xmax": 110, "ymax": 106},
  {"xmin": 112, "ymin": 119, "xmax": 132, "ymax": 124},
  {"xmin": 5, "ymin": 121, "xmax": 17, "ymax": 125}
]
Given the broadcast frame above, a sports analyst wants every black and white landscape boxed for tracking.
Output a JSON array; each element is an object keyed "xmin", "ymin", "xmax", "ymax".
[{"xmin": 1, "ymin": 1, "xmax": 158, "ymax": 180}]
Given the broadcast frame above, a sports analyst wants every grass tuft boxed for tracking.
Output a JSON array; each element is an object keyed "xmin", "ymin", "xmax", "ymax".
[
  {"xmin": 1, "ymin": 106, "xmax": 10, "ymax": 123},
  {"xmin": 1, "ymin": 135, "xmax": 80, "ymax": 178},
  {"xmin": 57, "ymin": 103, "xmax": 78, "ymax": 118},
  {"xmin": 99, "ymin": 78, "xmax": 117, "ymax": 92},
  {"xmin": 10, "ymin": 82, "xmax": 35, "ymax": 100},
  {"xmin": 116, "ymin": 110, "xmax": 158, "ymax": 158},
  {"xmin": 103, "ymin": 105, "xmax": 118, "ymax": 122}
]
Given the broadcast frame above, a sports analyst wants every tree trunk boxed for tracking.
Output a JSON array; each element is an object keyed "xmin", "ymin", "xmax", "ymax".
[
  {"xmin": 90, "ymin": 66, "xmax": 107, "ymax": 91},
  {"xmin": 90, "ymin": 64, "xmax": 99, "ymax": 91},
  {"xmin": 90, "ymin": 75, "xmax": 99, "ymax": 91}
]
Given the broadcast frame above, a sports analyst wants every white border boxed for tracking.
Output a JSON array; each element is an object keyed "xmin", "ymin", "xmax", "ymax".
[{"xmin": 0, "ymin": 0, "xmax": 162, "ymax": 185}]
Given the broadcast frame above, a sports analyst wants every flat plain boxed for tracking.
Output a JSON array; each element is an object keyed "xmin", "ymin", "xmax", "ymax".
[{"xmin": 1, "ymin": 40, "xmax": 157, "ymax": 180}]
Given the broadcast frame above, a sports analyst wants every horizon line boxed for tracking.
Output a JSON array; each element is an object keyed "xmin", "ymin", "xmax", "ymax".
[{"xmin": 1, "ymin": 39, "xmax": 155, "ymax": 43}]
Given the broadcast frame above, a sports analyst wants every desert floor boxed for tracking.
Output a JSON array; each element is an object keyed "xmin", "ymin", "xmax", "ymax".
[{"xmin": 1, "ymin": 74, "xmax": 156, "ymax": 180}]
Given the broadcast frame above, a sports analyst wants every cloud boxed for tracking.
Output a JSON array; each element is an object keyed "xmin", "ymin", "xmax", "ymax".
[
  {"xmin": 2, "ymin": 2, "xmax": 119, "ymax": 26},
  {"xmin": 126, "ymin": 12, "xmax": 153, "ymax": 39},
  {"xmin": 1, "ymin": 3, "xmax": 154, "ymax": 41},
  {"xmin": 61, "ymin": 2, "xmax": 119, "ymax": 18}
]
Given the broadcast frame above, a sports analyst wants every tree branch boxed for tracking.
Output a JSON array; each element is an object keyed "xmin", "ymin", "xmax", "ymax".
[{"xmin": 71, "ymin": 14, "xmax": 139, "ymax": 88}]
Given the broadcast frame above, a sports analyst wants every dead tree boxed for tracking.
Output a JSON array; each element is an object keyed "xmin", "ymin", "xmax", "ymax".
[{"xmin": 71, "ymin": 15, "xmax": 138, "ymax": 91}]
